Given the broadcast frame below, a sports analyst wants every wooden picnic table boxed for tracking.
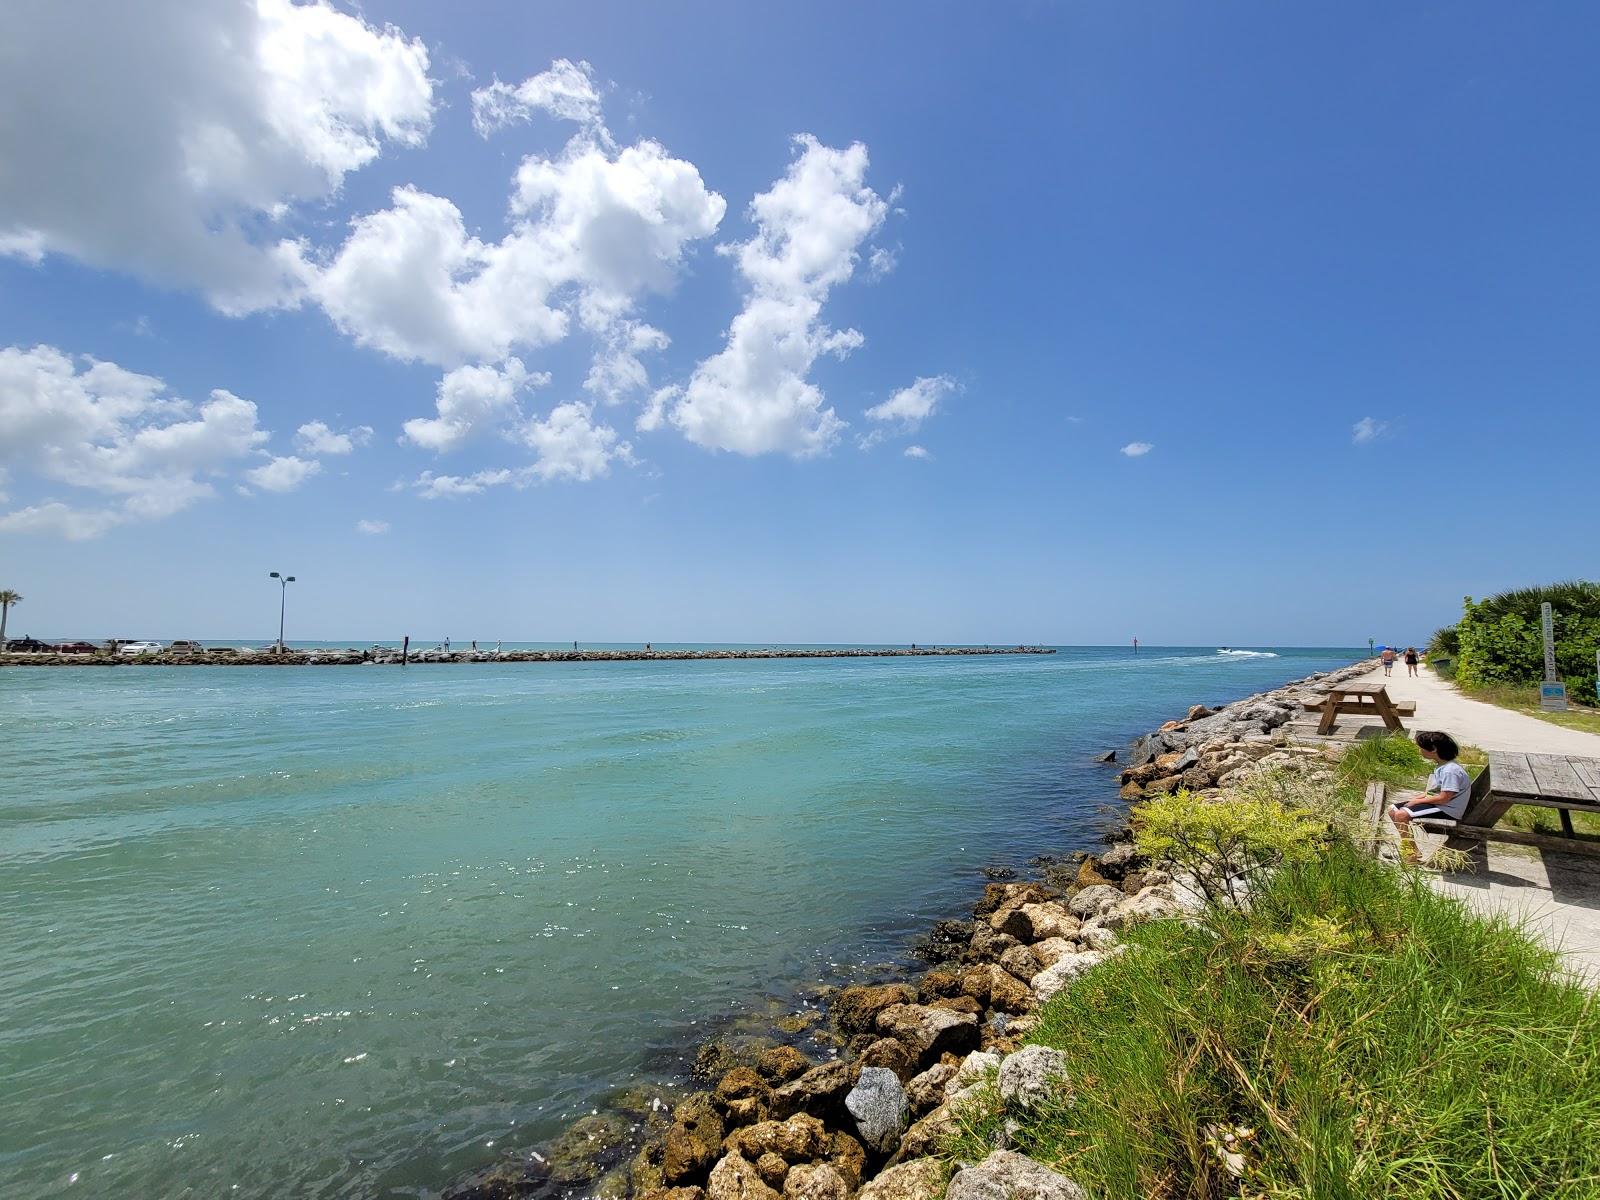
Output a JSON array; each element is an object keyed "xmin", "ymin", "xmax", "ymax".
[
  {"xmin": 1421, "ymin": 751, "xmax": 1600, "ymax": 855},
  {"xmin": 1315, "ymin": 682, "xmax": 1407, "ymax": 735}
]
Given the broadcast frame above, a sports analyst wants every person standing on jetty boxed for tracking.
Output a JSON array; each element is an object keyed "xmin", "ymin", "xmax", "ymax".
[
  {"xmin": 1388, "ymin": 731, "xmax": 1472, "ymax": 864},
  {"xmin": 1380, "ymin": 646, "xmax": 1396, "ymax": 676}
]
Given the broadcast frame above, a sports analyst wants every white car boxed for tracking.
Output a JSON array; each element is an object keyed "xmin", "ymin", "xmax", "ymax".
[{"xmin": 117, "ymin": 640, "xmax": 164, "ymax": 656}]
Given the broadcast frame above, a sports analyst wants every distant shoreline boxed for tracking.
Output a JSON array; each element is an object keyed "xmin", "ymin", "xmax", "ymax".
[{"xmin": 0, "ymin": 645, "xmax": 1057, "ymax": 667}]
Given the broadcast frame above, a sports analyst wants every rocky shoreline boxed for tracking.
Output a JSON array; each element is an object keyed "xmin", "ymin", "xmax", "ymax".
[
  {"xmin": 439, "ymin": 657, "xmax": 1371, "ymax": 1200},
  {"xmin": 0, "ymin": 646, "xmax": 1054, "ymax": 668}
]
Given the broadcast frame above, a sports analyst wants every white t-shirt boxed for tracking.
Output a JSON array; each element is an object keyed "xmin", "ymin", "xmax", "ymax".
[{"xmin": 1427, "ymin": 762, "xmax": 1473, "ymax": 819}]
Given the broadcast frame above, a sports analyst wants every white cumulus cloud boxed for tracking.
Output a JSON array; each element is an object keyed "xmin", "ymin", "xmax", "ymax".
[
  {"xmin": 295, "ymin": 420, "xmax": 372, "ymax": 456},
  {"xmin": 519, "ymin": 402, "xmax": 633, "ymax": 482},
  {"xmin": 244, "ymin": 454, "xmax": 320, "ymax": 492},
  {"xmin": 1120, "ymin": 442, "xmax": 1153, "ymax": 457},
  {"xmin": 310, "ymin": 68, "xmax": 724, "ymax": 369},
  {"xmin": 402, "ymin": 359, "xmax": 549, "ymax": 453},
  {"xmin": 0, "ymin": 0, "xmax": 433, "ymax": 313},
  {"xmin": 1352, "ymin": 416, "xmax": 1389, "ymax": 444},
  {"xmin": 355, "ymin": 518, "xmax": 389, "ymax": 535},
  {"xmin": 904, "ymin": 444, "xmax": 931, "ymax": 460},
  {"xmin": 471, "ymin": 58, "xmax": 607, "ymax": 138},
  {"xmin": 666, "ymin": 136, "xmax": 891, "ymax": 457},
  {"xmin": 0, "ymin": 344, "xmax": 272, "ymax": 536}
]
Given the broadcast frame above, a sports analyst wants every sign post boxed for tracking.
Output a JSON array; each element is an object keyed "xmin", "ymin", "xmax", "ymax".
[{"xmin": 1539, "ymin": 602, "xmax": 1567, "ymax": 711}]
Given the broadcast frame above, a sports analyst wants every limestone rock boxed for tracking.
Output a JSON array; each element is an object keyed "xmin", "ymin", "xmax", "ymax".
[
  {"xmin": 916, "ymin": 967, "xmax": 964, "ymax": 1001},
  {"xmin": 1078, "ymin": 923, "xmax": 1119, "ymax": 953},
  {"xmin": 989, "ymin": 904, "xmax": 1034, "ymax": 941},
  {"xmin": 958, "ymin": 965, "xmax": 993, "ymax": 1006},
  {"xmin": 1029, "ymin": 937, "xmax": 1075, "ymax": 968},
  {"xmin": 832, "ymin": 984, "xmax": 915, "ymax": 1035},
  {"xmin": 1074, "ymin": 858, "xmax": 1111, "ymax": 889},
  {"xmin": 857, "ymin": 1158, "xmax": 944, "ymax": 1200},
  {"xmin": 639, "ymin": 1189, "xmax": 707, "ymax": 1200},
  {"xmin": 845, "ymin": 1066, "xmax": 910, "ymax": 1153},
  {"xmin": 966, "ymin": 924, "xmax": 1022, "ymax": 964},
  {"xmin": 756, "ymin": 1046, "xmax": 812, "ymax": 1085},
  {"xmin": 707, "ymin": 1152, "xmax": 781, "ymax": 1200},
  {"xmin": 984, "ymin": 965, "xmax": 1035, "ymax": 1015},
  {"xmin": 663, "ymin": 1095, "xmax": 726, "ymax": 1185},
  {"xmin": 1093, "ymin": 749, "xmax": 1117, "ymax": 763},
  {"xmin": 782, "ymin": 1164, "xmax": 849, "ymax": 1200},
  {"xmin": 1030, "ymin": 951, "xmax": 1107, "ymax": 1004},
  {"xmin": 1096, "ymin": 842, "xmax": 1142, "ymax": 879},
  {"xmin": 769, "ymin": 1061, "xmax": 853, "ymax": 1121},
  {"xmin": 974, "ymin": 882, "xmax": 1055, "ymax": 918},
  {"xmin": 859, "ymin": 1037, "xmax": 917, "ymax": 1080},
  {"xmin": 1066, "ymin": 884, "xmax": 1123, "ymax": 920},
  {"xmin": 929, "ymin": 994, "xmax": 983, "ymax": 1016},
  {"xmin": 945, "ymin": 1150, "xmax": 1087, "ymax": 1200},
  {"xmin": 715, "ymin": 1067, "xmax": 771, "ymax": 1127},
  {"xmin": 997, "ymin": 1045, "xmax": 1072, "ymax": 1110},
  {"xmin": 895, "ymin": 1102, "xmax": 959, "ymax": 1161},
  {"xmin": 1017, "ymin": 902, "xmax": 1078, "ymax": 942},
  {"xmin": 755, "ymin": 1153, "xmax": 790, "ymax": 1188},
  {"xmin": 947, "ymin": 1050, "xmax": 1001, "ymax": 1095},
  {"xmin": 875, "ymin": 1003, "xmax": 980, "ymax": 1063},
  {"xmin": 997, "ymin": 944, "xmax": 1041, "ymax": 981},
  {"xmin": 822, "ymin": 1132, "xmax": 865, "ymax": 1190},
  {"xmin": 903, "ymin": 1062, "xmax": 957, "ymax": 1114},
  {"xmin": 728, "ymin": 1113, "xmax": 830, "ymax": 1164},
  {"xmin": 1118, "ymin": 888, "xmax": 1183, "ymax": 927},
  {"xmin": 1118, "ymin": 781, "xmax": 1144, "ymax": 801}
]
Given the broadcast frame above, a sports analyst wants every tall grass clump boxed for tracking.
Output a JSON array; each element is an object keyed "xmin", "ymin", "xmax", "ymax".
[
  {"xmin": 948, "ymin": 846, "xmax": 1600, "ymax": 1196},
  {"xmin": 946, "ymin": 797, "xmax": 1600, "ymax": 1196}
]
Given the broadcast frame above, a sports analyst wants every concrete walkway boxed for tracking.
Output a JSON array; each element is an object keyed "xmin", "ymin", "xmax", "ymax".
[
  {"xmin": 1350, "ymin": 662, "xmax": 1600, "ymax": 754},
  {"xmin": 1353, "ymin": 665, "xmax": 1600, "ymax": 983}
]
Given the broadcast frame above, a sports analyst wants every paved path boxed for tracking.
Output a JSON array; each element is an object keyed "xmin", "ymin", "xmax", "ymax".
[
  {"xmin": 1350, "ymin": 662, "xmax": 1600, "ymax": 753},
  {"xmin": 1355, "ymin": 666, "xmax": 1600, "ymax": 983}
]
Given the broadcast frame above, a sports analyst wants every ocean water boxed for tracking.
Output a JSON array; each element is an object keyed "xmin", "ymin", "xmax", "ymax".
[{"xmin": 0, "ymin": 646, "xmax": 1355, "ymax": 1198}]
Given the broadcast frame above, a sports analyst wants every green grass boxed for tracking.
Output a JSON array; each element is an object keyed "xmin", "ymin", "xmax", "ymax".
[
  {"xmin": 1459, "ymin": 682, "xmax": 1600, "ymax": 737},
  {"xmin": 945, "ymin": 844, "xmax": 1600, "ymax": 1198}
]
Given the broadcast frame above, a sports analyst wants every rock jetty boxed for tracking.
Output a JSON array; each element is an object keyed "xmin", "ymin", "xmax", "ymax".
[
  {"xmin": 438, "ymin": 656, "xmax": 1364, "ymax": 1200},
  {"xmin": 0, "ymin": 646, "xmax": 1055, "ymax": 668}
]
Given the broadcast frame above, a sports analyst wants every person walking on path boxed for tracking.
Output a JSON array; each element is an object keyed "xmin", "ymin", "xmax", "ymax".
[
  {"xmin": 1404, "ymin": 646, "xmax": 1419, "ymax": 677},
  {"xmin": 1380, "ymin": 646, "xmax": 1396, "ymax": 676}
]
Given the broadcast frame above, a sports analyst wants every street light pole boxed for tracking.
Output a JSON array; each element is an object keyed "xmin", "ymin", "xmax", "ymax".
[{"xmin": 269, "ymin": 571, "xmax": 296, "ymax": 654}]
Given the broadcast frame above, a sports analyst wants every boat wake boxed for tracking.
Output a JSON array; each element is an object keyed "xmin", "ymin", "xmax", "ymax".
[{"xmin": 1215, "ymin": 648, "xmax": 1278, "ymax": 658}]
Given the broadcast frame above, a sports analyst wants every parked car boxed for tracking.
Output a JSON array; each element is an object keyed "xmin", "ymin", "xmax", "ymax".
[
  {"xmin": 117, "ymin": 641, "xmax": 164, "ymax": 656},
  {"xmin": 206, "ymin": 645, "xmax": 238, "ymax": 656},
  {"xmin": 5, "ymin": 637, "xmax": 55, "ymax": 652},
  {"xmin": 57, "ymin": 641, "xmax": 98, "ymax": 654},
  {"xmin": 167, "ymin": 640, "xmax": 204, "ymax": 655}
]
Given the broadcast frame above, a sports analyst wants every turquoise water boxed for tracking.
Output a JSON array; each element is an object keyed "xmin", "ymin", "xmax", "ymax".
[{"xmin": 1, "ymin": 647, "xmax": 1355, "ymax": 1198}]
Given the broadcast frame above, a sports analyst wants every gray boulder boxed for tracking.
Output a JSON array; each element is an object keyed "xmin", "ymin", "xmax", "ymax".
[
  {"xmin": 997, "ymin": 1046, "xmax": 1071, "ymax": 1110},
  {"xmin": 844, "ymin": 1067, "xmax": 909, "ymax": 1154},
  {"xmin": 1030, "ymin": 951, "xmax": 1107, "ymax": 1004},
  {"xmin": 945, "ymin": 1150, "xmax": 1088, "ymax": 1200},
  {"xmin": 1066, "ymin": 884, "xmax": 1123, "ymax": 920}
]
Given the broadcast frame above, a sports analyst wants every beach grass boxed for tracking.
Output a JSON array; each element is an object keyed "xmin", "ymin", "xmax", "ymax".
[
  {"xmin": 1460, "ymin": 682, "xmax": 1600, "ymax": 737},
  {"xmin": 943, "ymin": 696, "xmax": 1600, "ymax": 1194},
  {"xmin": 945, "ymin": 840, "xmax": 1600, "ymax": 1197}
]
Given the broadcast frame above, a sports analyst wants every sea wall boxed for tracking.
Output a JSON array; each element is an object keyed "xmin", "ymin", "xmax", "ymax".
[
  {"xmin": 0, "ymin": 646, "xmax": 1055, "ymax": 668},
  {"xmin": 440, "ymin": 657, "xmax": 1369, "ymax": 1200}
]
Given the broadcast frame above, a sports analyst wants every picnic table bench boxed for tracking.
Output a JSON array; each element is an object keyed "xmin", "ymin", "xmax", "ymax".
[
  {"xmin": 1313, "ymin": 682, "xmax": 1408, "ymax": 735},
  {"xmin": 1418, "ymin": 751, "xmax": 1600, "ymax": 855}
]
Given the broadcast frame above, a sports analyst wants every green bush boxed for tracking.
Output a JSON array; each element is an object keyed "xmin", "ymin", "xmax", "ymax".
[
  {"xmin": 943, "ymin": 845, "xmax": 1600, "ymax": 1198},
  {"xmin": 1455, "ymin": 581, "xmax": 1600, "ymax": 702}
]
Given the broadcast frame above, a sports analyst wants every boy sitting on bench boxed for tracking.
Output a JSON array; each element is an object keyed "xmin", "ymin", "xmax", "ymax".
[{"xmin": 1389, "ymin": 731, "xmax": 1471, "ymax": 864}]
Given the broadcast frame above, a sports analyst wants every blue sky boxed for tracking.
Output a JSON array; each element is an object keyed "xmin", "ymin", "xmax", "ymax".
[{"xmin": 2, "ymin": 1, "xmax": 1596, "ymax": 646}]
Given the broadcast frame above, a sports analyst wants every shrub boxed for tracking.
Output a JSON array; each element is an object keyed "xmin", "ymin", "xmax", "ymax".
[
  {"xmin": 1455, "ymin": 581, "xmax": 1600, "ymax": 701},
  {"xmin": 1132, "ymin": 782, "xmax": 1329, "ymax": 908},
  {"xmin": 943, "ymin": 845, "xmax": 1600, "ymax": 1198}
]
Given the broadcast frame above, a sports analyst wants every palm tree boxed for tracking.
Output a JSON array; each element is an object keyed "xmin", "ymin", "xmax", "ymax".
[{"xmin": 0, "ymin": 589, "xmax": 20, "ymax": 647}]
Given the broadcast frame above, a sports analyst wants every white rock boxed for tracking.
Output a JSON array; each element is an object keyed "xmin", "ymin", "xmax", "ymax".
[
  {"xmin": 1030, "ymin": 951, "xmax": 1107, "ymax": 1004},
  {"xmin": 945, "ymin": 1050, "xmax": 1001, "ymax": 1096},
  {"xmin": 945, "ymin": 1149, "xmax": 1088, "ymax": 1200},
  {"xmin": 997, "ymin": 1045, "xmax": 1072, "ymax": 1110}
]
